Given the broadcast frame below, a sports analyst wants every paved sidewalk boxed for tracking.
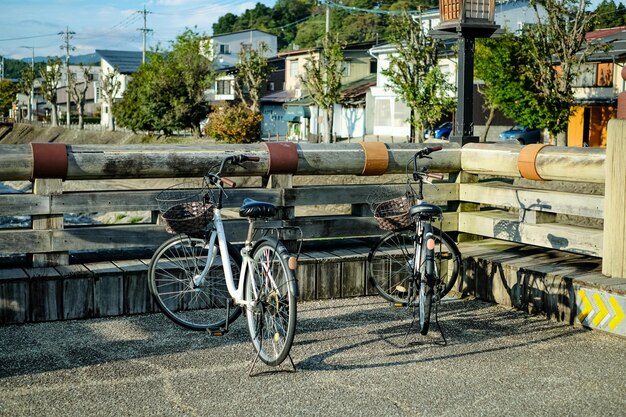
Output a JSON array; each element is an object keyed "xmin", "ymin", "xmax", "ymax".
[{"xmin": 1, "ymin": 297, "xmax": 625, "ymax": 417}]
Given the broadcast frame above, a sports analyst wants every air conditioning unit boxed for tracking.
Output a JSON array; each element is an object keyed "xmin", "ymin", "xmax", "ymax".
[{"xmin": 294, "ymin": 88, "xmax": 302, "ymax": 99}]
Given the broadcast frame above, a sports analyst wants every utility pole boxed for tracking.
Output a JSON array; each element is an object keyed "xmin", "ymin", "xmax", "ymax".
[
  {"xmin": 138, "ymin": 6, "xmax": 152, "ymax": 64},
  {"xmin": 21, "ymin": 46, "xmax": 35, "ymax": 121},
  {"xmin": 60, "ymin": 26, "xmax": 76, "ymax": 127},
  {"xmin": 0, "ymin": 56, "xmax": 4, "ymax": 80},
  {"xmin": 325, "ymin": 0, "xmax": 330, "ymax": 33}
]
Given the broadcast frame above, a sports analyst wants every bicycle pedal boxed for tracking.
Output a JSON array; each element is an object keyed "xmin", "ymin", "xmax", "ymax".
[
  {"xmin": 393, "ymin": 302, "xmax": 407, "ymax": 308},
  {"xmin": 208, "ymin": 329, "xmax": 228, "ymax": 336}
]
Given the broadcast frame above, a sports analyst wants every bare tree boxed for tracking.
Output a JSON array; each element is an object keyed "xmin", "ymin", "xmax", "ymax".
[
  {"xmin": 19, "ymin": 66, "xmax": 35, "ymax": 121},
  {"xmin": 100, "ymin": 67, "xmax": 121, "ymax": 131},
  {"xmin": 234, "ymin": 42, "xmax": 273, "ymax": 114},
  {"xmin": 69, "ymin": 64, "xmax": 93, "ymax": 130},
  {"xmin": 301, "ymin": 33, "xmax": 344, "ymax": 143},
  {"xmin": 39, "ymin": 58, "xmax": 63, "ymax": 127}
]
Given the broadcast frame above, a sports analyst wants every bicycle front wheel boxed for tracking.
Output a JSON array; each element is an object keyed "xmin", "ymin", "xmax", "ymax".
[
  {"xmin": 246, "ymin": 237, "xmax": 297, "ymax": 366},
  {"xmin": 368, "ymin": 227, "xmax": 461, "ymax": 306},
  {"xmin": 148, "ymin": 235, "xmax": 242, "ymax": 331}
]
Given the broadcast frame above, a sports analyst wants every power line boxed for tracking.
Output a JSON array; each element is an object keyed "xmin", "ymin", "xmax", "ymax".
[{"xmin": 0, "ymin": 33, "xmax": 59, "ymax": 42}]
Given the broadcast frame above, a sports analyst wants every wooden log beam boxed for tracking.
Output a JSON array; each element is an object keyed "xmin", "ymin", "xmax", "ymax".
[
  {"xmin": 462, "ymin": 143, "xmax": 605, "ymax": 183},
  {"xmin": 0, "ymin": 142, "xmax": 462, "ymax": 181}
]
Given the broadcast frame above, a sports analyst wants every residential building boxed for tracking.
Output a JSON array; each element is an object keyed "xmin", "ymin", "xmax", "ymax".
[
  {"xmin": 96, "ymin": 49, "xmax": 142, "ymax": 128},
  {"xmin": 567, "ymin": 26, "xmax": 626, "ymax": 147},
  {"xmin": 207, "ymin": 29, "xmax": 277, "ymax": 69},
  {"xmin": 206, "ymin": 30, "xmax": 279, "ymax": 105},
  {"xmin": 279, "ymin": 41, "xmax": 379, "ymax": 141},
  {"xmin": 56, "ymin": 64, "xmax": 101, "ymax": 122}
]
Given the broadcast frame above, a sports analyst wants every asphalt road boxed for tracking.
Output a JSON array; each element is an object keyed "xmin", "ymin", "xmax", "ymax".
[{"xmin": 1, "ymin": 297, "xmax": 624, "ymax": 417}]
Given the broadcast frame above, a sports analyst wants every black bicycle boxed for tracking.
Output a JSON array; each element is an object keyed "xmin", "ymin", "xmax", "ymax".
[{"xmin": 368, "ymin": 145, "xmax": 461, "ymax": 335}]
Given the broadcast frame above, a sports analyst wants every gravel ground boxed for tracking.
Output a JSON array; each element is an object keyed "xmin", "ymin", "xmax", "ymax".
[{"xmin": 1, "ymin": 296, "xmax": 625, "ymax": 417}]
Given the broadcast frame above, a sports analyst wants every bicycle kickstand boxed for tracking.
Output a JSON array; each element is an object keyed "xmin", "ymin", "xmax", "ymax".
[{"xmin": 248, "ymin": 352, "xmax": 297, "ymax": 377}]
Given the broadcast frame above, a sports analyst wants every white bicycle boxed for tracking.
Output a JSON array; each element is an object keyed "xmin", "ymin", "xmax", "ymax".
[{"xmin": 148, "ymin": 154, "xmax": 299, "ymax": 368}]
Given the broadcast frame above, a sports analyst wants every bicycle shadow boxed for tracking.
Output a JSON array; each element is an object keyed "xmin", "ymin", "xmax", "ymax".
[{"xmin": 294, "ymin": 298, "xmax": 584, "ymax": 372}]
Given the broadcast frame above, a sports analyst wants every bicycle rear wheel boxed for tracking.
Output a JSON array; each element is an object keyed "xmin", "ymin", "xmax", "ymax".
[
  {"xmin": 246, "ymin": 237, "xmax": 297, "ymax": 366},
  {"xmin": 368, "ymin": 227, "xmax": 461, "ymax": 306},
  {"xmin": 148, "ymin": 235, "xmax": 242, "ymax": 331}
]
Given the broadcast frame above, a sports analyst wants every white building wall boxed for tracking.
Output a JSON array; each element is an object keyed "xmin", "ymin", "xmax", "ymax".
[
  {"xmin": 100, "ymin": 60, "xmax": 131, "ymax": 127},
  {"xmin": 211, "ymin": 30, "xmax": 277, "ymax": 69}
]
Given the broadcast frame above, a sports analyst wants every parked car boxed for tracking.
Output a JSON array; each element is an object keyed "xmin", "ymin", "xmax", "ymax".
[
  {"xmin": 499, "ymin": 125, "xmax": 542, "ymax": 145},
  {"xmin": 424, "ymin": 122, "xmax": 452, "ymax": 139}
]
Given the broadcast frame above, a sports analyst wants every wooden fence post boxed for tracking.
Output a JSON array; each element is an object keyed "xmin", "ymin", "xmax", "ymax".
[
  {"xmin": 32, "ymin": 178, "xmax": 68, "ymax": 267},
  {"xmin": 602, "ymin": 119, "xmax": 626, "ymax": 277}
]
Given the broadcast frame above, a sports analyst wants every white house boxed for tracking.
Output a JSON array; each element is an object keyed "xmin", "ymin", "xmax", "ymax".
[
  {"xmin": 206, "ymin": 30, "xmax": 278, "ymax": 103},
  {"xmin": 96, "ymin": 49, "xmax": 142, "ymax": 128},
  {"xmin": 208, "ymin": 29, "xmax": 277, "ymax": 69}
]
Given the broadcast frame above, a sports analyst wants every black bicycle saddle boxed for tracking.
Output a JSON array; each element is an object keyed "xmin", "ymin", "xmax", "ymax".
[{"xmin": 239, "ymin": 198, "xmax": 277, "ymax": 219}]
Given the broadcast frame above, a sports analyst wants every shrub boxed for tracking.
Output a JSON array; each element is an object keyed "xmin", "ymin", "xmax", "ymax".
[{"xmin": 206, "ymin": 103, "xmax": 262, "ymax": 144}]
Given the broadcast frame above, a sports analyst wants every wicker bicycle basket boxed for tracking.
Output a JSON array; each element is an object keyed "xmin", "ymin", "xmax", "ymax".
[
  {"xmin": 367, "ymin": 183, "xmax": 416, "ymax": 231},
  {"xmin": 155, "ymin": 181, "xmax": 214, "ymax": 235}
]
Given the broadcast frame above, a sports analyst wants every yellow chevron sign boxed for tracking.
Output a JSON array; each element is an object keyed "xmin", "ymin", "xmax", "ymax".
[{"xmin": 577, "ymin": 288, "xmax": 626, "ymax": 335}]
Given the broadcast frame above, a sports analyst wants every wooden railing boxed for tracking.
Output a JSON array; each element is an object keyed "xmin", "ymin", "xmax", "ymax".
[{"xmin": 1, "ymin": 120, "xmax": 625, "ymax": 280}]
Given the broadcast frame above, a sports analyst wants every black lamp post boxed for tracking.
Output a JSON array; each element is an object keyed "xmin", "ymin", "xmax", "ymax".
[{"xmin": 435, "ymin": 0, "xmax": 499, "ymax": 145}]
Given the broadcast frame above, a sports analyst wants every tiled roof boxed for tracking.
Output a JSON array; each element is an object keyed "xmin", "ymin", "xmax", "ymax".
[{"xmin": 96, "ymin": 50, "xmax": 143, "ymax": 74}]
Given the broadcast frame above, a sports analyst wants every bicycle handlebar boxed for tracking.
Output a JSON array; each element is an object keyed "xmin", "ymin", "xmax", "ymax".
[
  {"xmin": 414, "ymin": 145, "xmax": 443, "ymax": 159},
  {"xmin": 412, "ymin": 146, "xmax": 444, "ymax": 182},
  {"xmin": 210, "ymin": 154, "xmax": 260, "ymax": 188}
]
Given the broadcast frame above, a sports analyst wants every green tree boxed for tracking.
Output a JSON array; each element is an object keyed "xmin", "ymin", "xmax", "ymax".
[
  {"xmin": 522, "ymin": 0, "xmax": 598, "ymax": 145},
  {"xmin": 301, "ymin": 33, "xmax": 344, "ymax": 143},
  {"xmin": 382, "ymin": 12, "xmax": 455, "ymax": 143},
  {"xmin": 475, "ymin": 32, "xmax": 541, "ymax": 141},
  {"xmin": 0, "ymin": 79, "xmax": 17, "ymax": 117},
  {"xmin": 593, "ymin": 0, "xmax": 626, "ymax": 29},
  {"xmin": 114, "ymin": 30, "xmax": 214, "ymax": 135},
  {"xmin": 234, "ymin": 42, "xmax": 273, "ymax": 113},
  {"xmin": 39, "ymin": 58, "xmax": 63, "ymax": 127}
]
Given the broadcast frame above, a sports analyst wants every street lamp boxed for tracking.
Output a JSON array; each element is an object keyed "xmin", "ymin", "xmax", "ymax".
[
  {"xmin": 435, "ymin": 0, "xmax": 499, "ymax": 145},
  {"xmin": 21, "ymin": 46, "xmax": 36, "ymax": 122}
]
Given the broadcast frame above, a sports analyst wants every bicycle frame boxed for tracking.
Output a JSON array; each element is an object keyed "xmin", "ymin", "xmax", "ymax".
[{"xmin": 193, "ymin": 208, "xmax": 263, "ymax": 309}]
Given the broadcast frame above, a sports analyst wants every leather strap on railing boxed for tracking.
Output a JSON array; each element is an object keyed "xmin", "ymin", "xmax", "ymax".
[
  {"xmin": 31, "ymin": 143, "xmax": 68, "ymax": 180},
  {"xmin": 358, "ymin": 142, "xmax": 389, "ymax": 176},
  {"xmin": 517, "ymin": 144, "xmax": 549, "ymax": 181},
  {"xmin": 263, "ymin": 142, "xmax": 299, "ymax": 175}
]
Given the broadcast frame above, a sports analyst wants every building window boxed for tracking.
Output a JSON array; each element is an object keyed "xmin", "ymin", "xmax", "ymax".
[
  {"xmin": 596, "ymin": 62, "xmax": 613, "ymax": 87},
  {"xmin": 289, "ymin": 59, "xmax": 299, "ymax": 78},
  {"xmin": 341, "ymin": 60, "xmax": 351, "ymax": 77},
  {"xmin": 217, "ymin": 80, "xmax": 232, "ymax": 95},
  {"xmin": 370, "ymin": 59, "xmax": 377, "ymax": 74},
  {"xmin": 219, "ymin": 44, "xmax": 230, "ymax": 55}
]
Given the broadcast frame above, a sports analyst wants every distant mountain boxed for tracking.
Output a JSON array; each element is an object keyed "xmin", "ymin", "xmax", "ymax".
[{"xmin": 22, "ymin": 53, "xmax": 100, "ymax": 65}]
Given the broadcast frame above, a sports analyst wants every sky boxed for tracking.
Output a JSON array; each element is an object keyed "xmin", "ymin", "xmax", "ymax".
[
  {"xmin": 1, "ymin": 0, "xmax": 609, "ymax": 60},
  {"xmin": 0, "ymin": 0, "xmax": 277, "ymax": 60}
]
